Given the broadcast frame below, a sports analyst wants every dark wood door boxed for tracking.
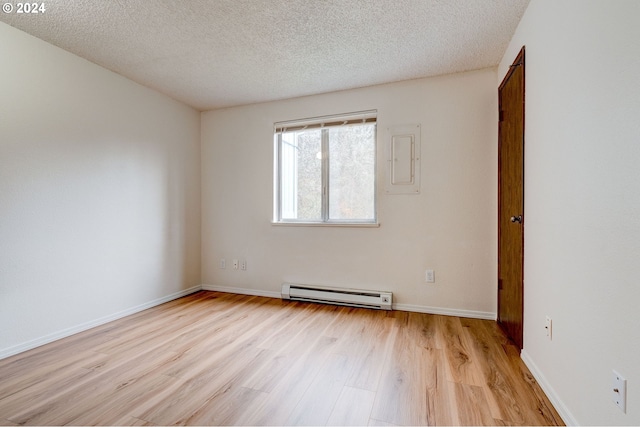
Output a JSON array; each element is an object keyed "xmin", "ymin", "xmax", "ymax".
[{"xmin": 498, "ymin": 47, "xmax": 525, "ymax": 350}]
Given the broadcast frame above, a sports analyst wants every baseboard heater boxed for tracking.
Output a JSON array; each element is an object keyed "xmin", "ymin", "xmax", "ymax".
[{"xmin": 281, "ymin": 283, "xmax": 393, "ymax": 310}]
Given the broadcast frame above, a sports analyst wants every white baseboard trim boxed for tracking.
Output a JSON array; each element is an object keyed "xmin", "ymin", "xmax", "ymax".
[
  {"xmin": 201, "ymin": 284, "xmax": 495, "ymax": 321},
  {"xmin": 521, "ymin": 350, "xmax": 578, "ymax": 426},
  {"xmin": 0, "ymin": 285, "xmax": 202, "ymax": 360},
  {"xmin": 394, "ymin": 303, "xmax": 496, "ymax": 320},
  {"xmin": 1, "ymin": 284, "xmax": 495, "ymax": 360},
  {"xmin": 201, "ymin": 284, "xmax": 281, "ymax": 299}
]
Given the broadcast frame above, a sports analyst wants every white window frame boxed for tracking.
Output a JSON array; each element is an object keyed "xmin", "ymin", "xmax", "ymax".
[{"xmin": 273, "ymin": 110, "xmax": 379, "ymax": 227}]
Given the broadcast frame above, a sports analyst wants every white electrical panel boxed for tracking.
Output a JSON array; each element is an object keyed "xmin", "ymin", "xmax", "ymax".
[{"xmin": 385, "ymin": 124, "xmax": 421, "ymax": 194}]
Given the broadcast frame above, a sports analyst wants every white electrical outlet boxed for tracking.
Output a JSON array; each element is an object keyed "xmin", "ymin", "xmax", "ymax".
[
  {"xmin": 425, "ymin": 269, "xmax": 435, "ymax": 283},
  {"xmin": 545, "ymin": 316, "xmax": 552, "ymax": 340},
  {"xmin": 219, "ymin": 259, "xmax": 226, "ymax": 269},
  {"xmin": 240, "ymin": 259, "xmax": 247, "ymax": 271},
  {"xmin": 612, "ymin": 370, "xmax": 627, "ymax": 413},
  {"xmin": 232, "ymin": 259, "xmax": 239, "ymax": 270}
]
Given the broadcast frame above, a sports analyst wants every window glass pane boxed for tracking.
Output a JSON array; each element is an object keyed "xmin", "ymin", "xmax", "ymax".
[
  {"xmin": 328, "ymin": 124, "xmax": 376, "ymax": 220},
  {"xmin": 280, "ymin": 130, "xmax": 322, "ymax": 221}
]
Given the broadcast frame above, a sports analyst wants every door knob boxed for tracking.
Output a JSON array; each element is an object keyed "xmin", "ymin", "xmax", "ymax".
[{"xmin": 510, "ymin": 215, "xmax": 523, "ymax": 224}]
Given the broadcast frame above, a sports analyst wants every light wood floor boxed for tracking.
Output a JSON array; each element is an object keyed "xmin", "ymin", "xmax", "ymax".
[{"xmin": 0, "ymin": 291, "xmax": 563, "ymax": 426}]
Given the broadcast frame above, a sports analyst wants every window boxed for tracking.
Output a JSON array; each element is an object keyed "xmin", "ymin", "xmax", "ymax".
[{"xmin": 274, "ymin": 111, "xmax": 377, "ymax": 225}]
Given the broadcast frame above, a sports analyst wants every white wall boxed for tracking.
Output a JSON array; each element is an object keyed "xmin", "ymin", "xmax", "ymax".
[
  {"xmin": 202, "ymin": 68, "xmax": 498, "ymax": 317},
  {"xmin": 499, "ymin": 1, "xmax": 640, "ymax": 424},
  {"xmin": 0, "ymin": 22, "xmax": 201, "ymax": 357}
]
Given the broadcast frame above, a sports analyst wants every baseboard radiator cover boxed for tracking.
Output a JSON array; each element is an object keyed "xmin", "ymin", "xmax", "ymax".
[{"xmin": 281, "ymin": 283, "xmax": 392, "ymax": 310}]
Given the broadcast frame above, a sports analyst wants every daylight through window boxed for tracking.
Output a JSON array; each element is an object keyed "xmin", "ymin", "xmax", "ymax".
[{"xmin": 274, "ymin": 111, "xmax": 377, "ymax": 224}]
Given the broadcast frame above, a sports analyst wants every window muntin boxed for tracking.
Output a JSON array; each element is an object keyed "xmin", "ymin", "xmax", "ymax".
[{"xmin": 275, "ymin": 112, "xmax": 377, "ymax": 224}]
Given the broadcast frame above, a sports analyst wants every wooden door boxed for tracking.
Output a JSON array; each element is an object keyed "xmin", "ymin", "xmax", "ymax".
[{"xmin": 498, "ymin": 47, "xmax": 525, "ymax": 350}]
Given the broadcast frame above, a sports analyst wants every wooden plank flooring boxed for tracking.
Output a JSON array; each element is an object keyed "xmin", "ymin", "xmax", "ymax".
[{"xmin": 0, "ymin": 291, "xmax": 564, "ymax": 426}]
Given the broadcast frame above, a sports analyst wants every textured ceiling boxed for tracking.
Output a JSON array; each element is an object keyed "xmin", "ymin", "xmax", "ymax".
[{"xmin": 1, "ymin": 0, "xmax": 529, "ymax": 111}]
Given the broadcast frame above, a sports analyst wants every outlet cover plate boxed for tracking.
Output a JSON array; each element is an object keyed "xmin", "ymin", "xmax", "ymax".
[
  {"xmin": 612, "ymin": 370, "xmax": 627, "ymax": 413},
  {"xmin": 425, "ymin": 269, "xmax": 435, "ymax": 283},
  {"xmin": 545, "ymin": 316, "xmax": 552, "ymax": 340}
]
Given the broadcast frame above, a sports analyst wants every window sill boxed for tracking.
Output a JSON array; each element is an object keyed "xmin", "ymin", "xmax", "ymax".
[{"xmin": 271, "ymin": 221, "xmax": 380, "ymax": 228}]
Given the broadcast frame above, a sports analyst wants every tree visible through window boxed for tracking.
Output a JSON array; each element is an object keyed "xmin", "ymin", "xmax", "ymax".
[{"xmin": 275, "ymin": 112, "xmax": 376, "ymax": 224}]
